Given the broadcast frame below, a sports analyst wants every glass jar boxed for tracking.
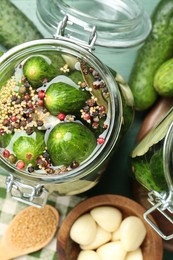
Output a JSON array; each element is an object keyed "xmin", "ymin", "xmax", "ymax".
[
  {"xmin": 131, "ymin": 109, "xmax": 173, "ymax": 249},
  {"xmin": 36, "ymin": 0, "xmax": 151, "ymax": 50},
  {"xmin": 0, "ymin": 33, "xmax": 134, "ymax": 207},
  {"xmin": 0, "ymin": 0, "xmax": 151, "ymax": 208},
  {"xmin": 36, "ymin": 0, "xmax": 151, "ymax": 78}
]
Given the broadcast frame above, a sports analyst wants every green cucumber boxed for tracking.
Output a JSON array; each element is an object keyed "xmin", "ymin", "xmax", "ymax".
[
  {"xmin": 44, "ymin": 82, "xmax": 90, "ymax": 115},
  {"xmin": 0, "ymin": 0, "xmax": 43, "ymax": 49},
  {"xmin": 154, "ymin": 58, "xmax": 173, "ymax": 96},
  {"xmin": 13, "ymin": 131, "xmax": 45, "ymax": 166},
  {"xmin": 129, "ymin": 0, "xmax": 173, "ymax": 110},
  {"xmin": 47, "ymin": 122, "xmax": 97, "ymax": 166}
]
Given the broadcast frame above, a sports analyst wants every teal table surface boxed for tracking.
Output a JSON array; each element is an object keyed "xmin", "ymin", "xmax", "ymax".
[{"xmin": 0, "ymin": 1, "xmax": 173, "ymax": 259}]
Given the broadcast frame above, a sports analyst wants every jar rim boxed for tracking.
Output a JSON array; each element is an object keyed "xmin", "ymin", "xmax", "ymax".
[
  {"xmin": 0, "ymin": 38, "xmax": 122, "ymax": 183},
  {"xmin": 36, "ymin": 0, "xmax": 151, "ymax": 49}
]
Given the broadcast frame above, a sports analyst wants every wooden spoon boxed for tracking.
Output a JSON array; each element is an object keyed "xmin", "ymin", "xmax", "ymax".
[{"xmin": 0, "ymin": 204, "xmax": 59, "ymax": 260}]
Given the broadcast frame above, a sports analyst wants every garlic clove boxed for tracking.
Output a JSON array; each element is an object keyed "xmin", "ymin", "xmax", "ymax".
[
  {"xmin": 120, "ymin": 216, "xmax": 146, "ymax": 251},
  {"xmin": 90, "ymin": 206, "xmax": 122, "ymax": 232},
  {"xmin": 97, "ymin": 241, "xmax": 127, "ymax": 260},
  {"xmin": 77, "ymin": 250, "xmax": 101, "ymax": 260},
  {"xmin": 125, "ymin": 247, "xmax": 143, "ymax": 260},
  {"xmin": 70, "ymin": 213, "xmax": 97, "ymax": 245}
]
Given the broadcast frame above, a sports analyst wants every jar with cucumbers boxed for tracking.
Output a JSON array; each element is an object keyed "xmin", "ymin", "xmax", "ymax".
[
  {"xmin": 0, "ymin": 32, "xmax": 136, "ymax": 207},
  {"xmin": 0, "ymin": 0, "xmax": 153, "ymax": 207},
  {"xmin": 131, "ymin": 109, "xmax": 173, "ymax": 250},
  {"xmin": 129, "ymin": 0, "xmax": 173, "ymax": 250}
]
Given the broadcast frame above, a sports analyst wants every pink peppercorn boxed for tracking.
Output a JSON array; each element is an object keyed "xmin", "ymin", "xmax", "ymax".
[
  {"xmin": 83, "ymin": 113, "xmax": 91, "ymax": 120},
  {"xmin": 0, "ymin": 128, "xmax": 5, "ymax": 135},
  {"xmin": 38, "ymin": 99, "xmax": 44, "ymax": 106},
  {"xmin": 10, "ymin": 116, "xmax": 17, "ymax": 122},
  {"xmin": 2, "ymin": 149, "xmax": 10, "ymax": 158},
  {"xmin": 38, "ymin": 90, "xmax": 45, "ymax": 99},
  {"xmin": 97, "ymin": 137, "xmax": 105, "ymax": 144},
  {"xmin": 16, "ymin": 161, "xmax": 25, "ymax": 169},
  {"xmin": 57, "ymin": 113, "xmax": 66, "ymax": 121}
]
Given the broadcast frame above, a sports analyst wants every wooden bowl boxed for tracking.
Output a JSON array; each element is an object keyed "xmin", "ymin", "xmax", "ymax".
[{"xmin": 57, "ymin": 194, "xmax": 163, "ymax": 260}]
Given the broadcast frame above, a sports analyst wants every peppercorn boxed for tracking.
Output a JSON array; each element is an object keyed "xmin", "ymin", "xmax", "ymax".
[
  {"xmin": 26, "ymin": 127, "xmax": 34, "ymax": 135},
  {"xmin": 10, "ymin": 116, "xmax": 17, "ymax": 122},
  {"xmin": 0, "ymin": 128, "xmax": 5, "ymax": 135},
  {"xmin": 42, "ymin": 152, "xmax": 50, "ymax": 160},
  {"xmin": 42, "ymin": 107, "xmax": 48, "ymax": 113},
  {"xmin": 16, "ymin": 160, "xmax": 25, "ymax": 169},
  {"xmin": 36, "ymin": 156, "xmax": 47, "ymax": 167},
  {"xmin": 26, "ymin": 117, "xmax": 33, "ymax": 123},
  {"xmin": 70, "ymin": 161, "xmax": 79, "ymax": 169},
  {"xmin": 2, "ymin": 149, "xmax": 10, "ymax": 158},
  {"xmin": 24, "ymin": 81, "xmax": 31, "ymax": 88},
  {"xmin": 103, "ymin": 87, "xmax": 108, "ymax": 93},
  {"xmin": 8, "ymin": 154, "xmax": 17, "ymax": 164},
  {"xmin": 15, "ymin": 98, "xmax": 21, "ymax": 104},
  {"xmin": 54, "ymin": 168, "xmax": 61, "ymax": 174},
  {"xmin": 14, "ymin": 122, "xmax": 20, "ymax": 129},
  {"xmin": 37, "ymin": 120, "xmax": 44, "ymax": 127},
  {"xmin": 58, "ymin": 113, "xmax": 66, "ymax": 121},
  {"xmin": 38, "ymin": 90, "xmax": 45, "ymax": 99},
  {"xmin": 3, "ymin": 119, "xmax": 10, "ymax": 126},
  {"xmin": 83, "ymin": 106, "xmax": 90, "ymax": 112},
  {"xmin": 20, "ymin": 120, "xmax": 27, "ymax": 127},
  {"xmin": 45, "ymin": 168, "xmax": 55, "ymax": 174},
  {"xmin": 86, "ymin": 99, "xmax": 95, "ymax": 107},
  {"xmin": 83, "ymin": 113, "xmax": 91, "ymax": 120},
  {"xmin": 11, "ymin": 95, "xmax": 18, "ymax": 102},
  {"xmin": 19, "ymin": 86, "xmax": 26, "ymax": 94},
  {"xmin": 37, "ymin": 99, "xmax": 44, "ymax": 106},
  {"xmin": 28, "ymin": 166, "xmax": 35, "ymax": 173},
  {"xmin": 92, "ymin": 122, "xmax": 99, "ymax": 129},
  {"xmin": 93, "ymin": 81, "xmax": 101, "ymax": 89},
  {"xmin": 61, "ymin": 166, "xmax": 67, "ymax": 172},
  {"xmin": 97, "ymin": 137, "xmax": 105, "ymax": 144}
]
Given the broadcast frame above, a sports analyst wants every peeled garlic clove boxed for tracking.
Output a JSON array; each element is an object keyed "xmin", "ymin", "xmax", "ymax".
[
  {"xmin": 120, "ymin": 216, "xmax": 146, "ymax": 251},
  {"xmin": 111, "ymin": 227, "xmax": 121, "ymax": 241},
  {"xmin": 77, "ymin": 250, "xmax": 101, "ymax": 260},
  {"xmin": 90, "ymin": 206, "xmax": 122, "ymax": 232},
  {"xmin": 70, "ymin": 213, "xmax": 97, "ymax": 245},
  {"xmin": 125, "ymin": 248, "xmax": 143, "ymax": 260},
  {"xmin": 97, "ymin": 241, "xmax": 127, "ymax": 260},
  {"xmin": 80, "ymin": 225, "xmax": 111, "ymax": 250}
]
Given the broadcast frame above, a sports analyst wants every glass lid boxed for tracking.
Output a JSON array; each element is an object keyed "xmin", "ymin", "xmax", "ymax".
[{"xmin": 36, "ymin": 0, "xmax": 151, "ymax": 49}]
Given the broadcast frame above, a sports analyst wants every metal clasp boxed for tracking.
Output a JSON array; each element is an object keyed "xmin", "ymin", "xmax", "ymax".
[
  {"xmin": 144, "ymin": 190, "xmax": 173, "ymax": 240},
  {"xmin": 54, "ymin": 15, "xmax": 97, "ymax": 51},
  {"xmin": 6, "ymin": 174, "xmax": 49, "ymax": 208}
]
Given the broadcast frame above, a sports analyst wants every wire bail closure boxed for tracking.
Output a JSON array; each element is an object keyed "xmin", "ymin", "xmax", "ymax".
[
  {"xmin": 6, "ymin": 174, "xmax": 49, "ymax": 208},
  {"xmin": 144, "ymin": 190, "xmax": 173, "ymax": 240},
  {"xmin": 144, "ymin": 121, "xmax": 173, "ymax": 240},
  {"xmin": 54, "ymin": 15, "xmax": 97, "ymax": 51}
]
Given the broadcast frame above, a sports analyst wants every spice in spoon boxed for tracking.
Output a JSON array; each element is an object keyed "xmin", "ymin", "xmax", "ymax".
[{"xmin": 0, "ymin": 205, "xmax": 59, "ymax": 260}]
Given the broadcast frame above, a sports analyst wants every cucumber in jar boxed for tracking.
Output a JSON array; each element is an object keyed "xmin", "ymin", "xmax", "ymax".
[{"xmin": 47, "ymin": 122, "xmax": 97, "ymax": 166}]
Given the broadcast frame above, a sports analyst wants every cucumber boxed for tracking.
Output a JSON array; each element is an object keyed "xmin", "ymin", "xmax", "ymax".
[
  {"xmin": 0, "ymin": 0, "xmax": 43, "ymax": 49},
  {"xmin": 44, "ymin": 82, "xmax": 90, "ymax": 115},
  {"xmin": 47, "ymin": 122, "xmax": 97, "ymax": 166},
  {"xmin": 129, "ymin": 0, "xmax": 173, "ymax": 110},
  {"xmin": 154, "ymin": 58, "xmax": 173, "ymax": 96}
]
